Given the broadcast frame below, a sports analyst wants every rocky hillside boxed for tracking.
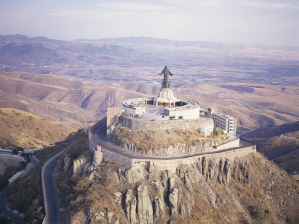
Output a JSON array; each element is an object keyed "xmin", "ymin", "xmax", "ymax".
[
  {"xmin": 0, "ymin": 108, "xmax": 76, "ymax": 149},
  {"xmin": 57, "ymin": 137, "xmax": 299, "ymax": 224},
  {"xmin": 110, "ymin": 125, "xmax": 229, "ymax": 156}
]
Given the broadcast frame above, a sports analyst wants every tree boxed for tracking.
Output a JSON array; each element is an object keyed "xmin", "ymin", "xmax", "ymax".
[
  {"xmin": 26, "ymin": 156, "xmax": 31, "ymax": 164},
  {"xmin": 17, "ymin": 147, "xmax": 24, "ymax": 151},
  {"xmin": 213, "ymin": 129, "xmax": 218, "ymax": 136},
  {"xmin": 0, "ymin": 216, "xmax": 11, "ymax": 224},
  {"xmin": 19, "ymin": 161, "xmax": 27, "ymax": 170},
  {"xmin": 12, "ymin": 149, "xmax": 18, "ymax": 155}
]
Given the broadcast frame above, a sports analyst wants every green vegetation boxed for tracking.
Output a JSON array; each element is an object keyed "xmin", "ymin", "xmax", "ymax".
[
  {"xmin": 0, "ymin": 215, "xmax": 12, "ymax": 224},
  {"xmin": 248, "ymin": 205, "xmax": 265, "ymax": 218}
]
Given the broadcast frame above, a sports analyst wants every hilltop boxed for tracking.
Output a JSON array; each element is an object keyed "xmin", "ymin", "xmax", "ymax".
[
  {"xmin": 52, "ymin": 135, "xmax": 299, "ymax": 224},
  {"xmin": 0, "ymin": 108, "xmax": 76, "ymax": 149}
]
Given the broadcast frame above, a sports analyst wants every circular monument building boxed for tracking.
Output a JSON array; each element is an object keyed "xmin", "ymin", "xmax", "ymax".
[{"xmin": 107, "ymin": 66, "xmax": 214, "ymax": 134}]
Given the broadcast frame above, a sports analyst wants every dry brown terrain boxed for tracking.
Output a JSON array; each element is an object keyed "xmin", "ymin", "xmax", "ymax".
[
  {"xmin": 0, "ymin": 108, "xmax": 76, "ymax": 149},
  {"xmin": 242, "ymin": 121, "xmax": 299, "ymax": 173},
  {"xmin": 0, "ymin": 35, "xmax": 298, "ymax": 133},
  {"xmin": 1, "ymin": 72, "xmax": 298, "ymax": 134},
  {"xmin": 0, "ymin": 72, "xmax": 151, "ymax": 126}
]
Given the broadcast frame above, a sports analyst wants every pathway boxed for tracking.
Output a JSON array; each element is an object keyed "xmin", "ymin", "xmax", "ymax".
[{"xmin": 41, "ymin": 144, "xmax": 73, "ymax": 224}]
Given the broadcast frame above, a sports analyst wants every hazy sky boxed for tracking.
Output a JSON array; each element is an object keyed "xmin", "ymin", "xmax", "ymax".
[{"xmin": 0, "ymin": 0, "xmax": 299, "ymax": 46}]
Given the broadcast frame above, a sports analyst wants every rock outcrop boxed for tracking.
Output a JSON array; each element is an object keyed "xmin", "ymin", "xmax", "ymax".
[
  {"xmin": 125, "ymin": 167, "xmax": 145, "ymax": 184},
  {"xmin": 169, "ymin": 188, "xmax": 179, "ymax": 216},
  {"xmin": 137, "ymin": 185, "xmax": 154, "ymax": 224},
  {"xmin": 125, "ymin": 189, "xmax": 137, "ymax": 224},
  {"xmin": 73, "ymin": 156, "xmax": 89, "ymax": 177},
  {"xmin": 58, "ymin": 150, "xmax": 299, "ymax": 224},
  {"xmin": 153, "ymin": 195, "xmax": 164, "ymax": 222}
]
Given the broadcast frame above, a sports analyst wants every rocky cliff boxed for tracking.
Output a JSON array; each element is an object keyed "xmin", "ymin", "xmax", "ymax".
[{"xmin": 56, "ymin": 141, "xmax": 299, "ymax": 224}]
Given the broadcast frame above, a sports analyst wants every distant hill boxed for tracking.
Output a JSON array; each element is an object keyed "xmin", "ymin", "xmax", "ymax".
[
  {"xmin": 242, "ymin": 121, "xmax": 299, "ymax": 172},
  {"xmin": 242, "ymin": 121, "xmax": 299, "ymax": 139},
  {"xmin": 1, "ymin": 34, "xmax": 299, "ymax": 85},
  {"xmin": 0, "ymin": 42, "xmax": 57, "ymax": 59},
  {"xmin": 1, "ymin": 71, "xmax": 299, "ymax": 133},
  {"xmin": 0, "ymin": 108, "xmax": 76, "ymax": 149},
  {"xmin": 76, "ymin": 36, "xmax": 242, "ymax": 49},
  {"xmin": 0, "ymin": 34, "xmax": 299, "ymax": 133},
  {"xmin": 0, "ymin": 72, "xmax": 152, "ymax": 125}
]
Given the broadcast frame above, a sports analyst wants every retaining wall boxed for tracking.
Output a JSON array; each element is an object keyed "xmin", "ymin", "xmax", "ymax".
[
  {"xmin": 101, "ymin": 148, "xmax": 132, "ymax": 166},
  {"xmin": 121, "ymin": 116, "xmax": 213, "ymax": 131},
  {"xmin": 88, "ymin": 135, "xmax": 256, "ymax": 172},
  {"xmin": 213, "ymin": 138, "xmax": 240, "ymax": 150},
  {"xmin": 131, "ymin": 144, "xmax": 256, "ymax": 172}
]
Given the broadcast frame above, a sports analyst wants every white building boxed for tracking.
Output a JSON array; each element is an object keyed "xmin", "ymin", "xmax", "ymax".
[
  {"xmin": 200, "ymin": 122, "xmax": 214, "ymax": 136},
  {"xmin": 213, "ymin": 111, "xmax": 237, "ymax": 135}
]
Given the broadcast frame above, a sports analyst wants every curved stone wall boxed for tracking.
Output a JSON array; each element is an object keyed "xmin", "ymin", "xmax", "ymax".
[
  {"xmin": 110, "ymin": 136, "xmax": 232, "ymax": 156},
  {"xmin": 88, "ymin": 135, "xmax": 256, "ymax": 172},
  {"xmin": 121, "ymin": 116, "xmax": 213, "ymax": 131}
]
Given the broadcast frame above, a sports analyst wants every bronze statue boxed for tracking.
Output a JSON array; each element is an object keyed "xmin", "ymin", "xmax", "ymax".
[{"xmin": 157, "ymin": 66, "xmax": 173, "ymax": 88}]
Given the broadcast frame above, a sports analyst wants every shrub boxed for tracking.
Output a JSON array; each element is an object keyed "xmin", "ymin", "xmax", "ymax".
[
  {"xmin": 12, "ymin": 149, "xmax": 18, "ymax": 155},
  {"xmin": 248, "ymin": 205, "xmax": 265, "ymax": 219},
  {"xmin": 70, "ymin": 151, "xmax": 78, "ymax": 160},
  {"xmin": 103, "ymin": 178, "xmax": 113, "ymax": 188},
  {"xmin": 26, "ymin": 157, "xmax": 31, "ymax": 164},
  {"xmin": 74, "ymin": 177, "xmax": 92, "ymax": 193},
  {"xmin": 0, "ymin": 216, "xmax": 11, "ymax": 224}
]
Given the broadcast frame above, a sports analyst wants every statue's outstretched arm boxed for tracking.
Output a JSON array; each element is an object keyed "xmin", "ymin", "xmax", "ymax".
[
  {"xmin": 166, "ymin": 69, "xmax": 173, "ymax": 76},
  {"xmin": 157, "ymin": 71, "xmax": 163, "ymax": 76}
]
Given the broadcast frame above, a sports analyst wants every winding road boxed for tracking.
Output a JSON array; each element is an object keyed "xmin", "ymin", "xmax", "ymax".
[
  {"xmin": 42, "ymin": 145, "xmax": 71, "ymax": 224},
  {"xmin": 90, "ymin": 118, "xmax": 254, "ymax": 160}
]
